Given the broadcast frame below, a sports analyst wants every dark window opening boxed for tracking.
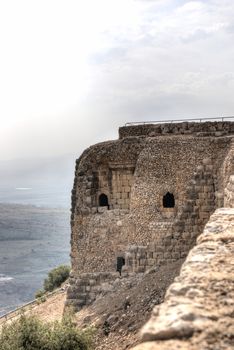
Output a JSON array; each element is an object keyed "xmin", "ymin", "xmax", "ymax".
[
  {"xmin": 163, "ymin": 192, "xmax": 175, "ymax": 208},
  {"xmin": 116, "ymin": 257, "xmax": 125, "ymax": 276},
  {"xmin": 99, "ymin": 193, "xmax": 109, "ymax": 208}
]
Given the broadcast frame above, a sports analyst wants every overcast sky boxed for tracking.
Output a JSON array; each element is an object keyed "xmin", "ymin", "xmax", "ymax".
[{"xmin": 1, "ymin": 0, "xmax": 234, "ymax": 161}]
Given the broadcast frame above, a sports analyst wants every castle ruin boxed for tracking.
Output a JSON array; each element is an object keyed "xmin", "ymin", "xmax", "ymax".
[{"xmin": 66, "ymin": 120, "xmax": 234, "ymax": 310}]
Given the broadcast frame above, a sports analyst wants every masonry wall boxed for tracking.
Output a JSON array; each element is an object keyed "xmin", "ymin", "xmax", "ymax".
[
  {"xmin": 128, "ymin": 137, "xmax": 230, "ymax": 243},
  {"xmin": 119, "ymin": 121, "xmax": 234, "ymax": 138},
  {"xmin": 70, "ymin": 138, "xmax": 144, "ymax": 275},
  {"xmin": 67, "ymin": 122, "xmax": 234, "ymax": 311},
  {"xmin": 125, "ymin": 157, "xmax": 217, "ymax": 273},
  {"xmin": 71, "ymin": 136, "xmax": 230, "ymax": 275},
  {"xmin": 67, "ymin": 271, "xmax": 123, "ymax": 310}
]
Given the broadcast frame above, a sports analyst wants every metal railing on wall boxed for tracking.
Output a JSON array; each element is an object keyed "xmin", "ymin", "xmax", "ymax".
[
  {"xmin": 125, "ymin": 116, "xmax": 234, "ymax": 126},
  {"xmin": 0, "ymin": 287, "xmax": 66, "ymax": 324}
]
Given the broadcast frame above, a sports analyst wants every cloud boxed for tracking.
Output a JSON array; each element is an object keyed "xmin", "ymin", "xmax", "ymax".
[
  {"xmin": 86, "ymin": 0, "xmax": 234, "ymax": 121},
  {"xmin": 0, "ymin": 0, "xmax": 234, "ymax": 160}
]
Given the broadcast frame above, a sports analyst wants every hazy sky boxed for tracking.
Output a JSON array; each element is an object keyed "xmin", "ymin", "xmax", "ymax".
[{"xmin": 1, "ymin": 0, "xmax": 234, "ymax": 161}]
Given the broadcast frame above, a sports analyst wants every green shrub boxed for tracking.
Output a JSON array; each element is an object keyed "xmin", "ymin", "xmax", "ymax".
[
  {"xmin": 43, "ymin": 265, "xmax": 71, "ymax": 292},
  {"xmin": 35, "ymin": 289, "xmax": 45, "ymax": 299},
  {"xmin": 0, "ymin": 314, "xmax": 93, "ymax": 350},
  {"xmin": 36, "ymin": 295, "xmax": 47, "ymax": 305}
]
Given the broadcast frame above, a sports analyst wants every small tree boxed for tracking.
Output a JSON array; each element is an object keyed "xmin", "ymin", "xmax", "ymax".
[
  {"xmin": 43, "ymin": 265, "xmax": 71, "ymax": 292},
  {"xmin": 0, "ymin": 314, "xmax": 93, "ymax": 350}
]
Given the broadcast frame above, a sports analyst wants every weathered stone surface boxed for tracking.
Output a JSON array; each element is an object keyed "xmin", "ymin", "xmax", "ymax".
[
  {"xmin": 119, "ymin": 122, "xmax": 234, "ymax": 139},
  {"xmin": 224, "ymin": 175, "xmax": 234, "ymax": 208},
  {"xmin": 131, "ymin": 208, "xmax": 234, "ymax": 350},
  {"xmin": 67, "ymin": 122, "xmax": 234, "ymax": 312}
]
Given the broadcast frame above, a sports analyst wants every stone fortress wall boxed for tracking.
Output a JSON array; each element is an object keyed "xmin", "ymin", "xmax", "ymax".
[{"xmin": 66, "ymin": 121, "xmax": 234, "ymax": 310}]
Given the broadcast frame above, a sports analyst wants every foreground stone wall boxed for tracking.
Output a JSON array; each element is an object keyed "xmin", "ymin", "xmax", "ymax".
[{"xmin": 131, "ymin": 208, "xmax": 234, "ymax": 350}]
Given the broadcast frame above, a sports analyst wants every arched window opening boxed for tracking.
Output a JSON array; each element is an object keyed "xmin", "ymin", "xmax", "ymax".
[
  {"xmin": 163, "ymin": 192, "xmax": 175, "ymax": 208},
  {"xmin": 99, "ymin": 193, "xmax": 109, "ymax": 208}
]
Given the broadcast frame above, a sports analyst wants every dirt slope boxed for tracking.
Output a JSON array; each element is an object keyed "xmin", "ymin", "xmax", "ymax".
[{"xmin": 75, "ymin": 260, "xmax": 183, "ymax": 350}]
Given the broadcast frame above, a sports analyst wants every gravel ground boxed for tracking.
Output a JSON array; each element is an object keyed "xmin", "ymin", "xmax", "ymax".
[{"xmin": 75, "ymin": 260, "xmax": 184, "ymax": 350}]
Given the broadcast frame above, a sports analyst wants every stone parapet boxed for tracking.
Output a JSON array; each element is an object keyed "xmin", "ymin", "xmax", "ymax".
[
  {"xmin": 119, "ymin": 121, "xmax": 234, "ymax": 139},
  {"xmin": 131, "ymin": 208, "xmax": 234, "ymax": 350}
]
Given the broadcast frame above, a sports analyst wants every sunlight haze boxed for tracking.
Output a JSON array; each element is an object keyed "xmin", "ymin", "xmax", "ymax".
[{"xmin": 0, "ymin": 0, "xmax": 234, "ymax": 160}]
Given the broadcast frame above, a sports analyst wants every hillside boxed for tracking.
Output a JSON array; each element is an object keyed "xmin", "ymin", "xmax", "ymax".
[
  {"xmin": 1, "ymin": 208, "xmax": 233, "ymax": 349},
  {"xmin": 0, "ymin": 261, "xmax": 182, "ymax": 349}
]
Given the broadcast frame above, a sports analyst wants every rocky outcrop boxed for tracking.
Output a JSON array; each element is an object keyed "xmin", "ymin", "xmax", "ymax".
[{"xmin": 132, "ymin": 208, "xmax": 234, "ymax": 350}]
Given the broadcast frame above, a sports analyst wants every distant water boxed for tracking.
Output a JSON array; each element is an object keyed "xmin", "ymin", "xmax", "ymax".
[
  {"xmin": 0, "ymin": 186, "xmax": 71, "ymax": 208},
  {"xmin": 0, "ymin": 188, "xmax": 71, "ymax": 316}
]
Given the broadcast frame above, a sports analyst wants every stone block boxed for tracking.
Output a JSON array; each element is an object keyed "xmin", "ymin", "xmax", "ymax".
[
  {"xmin": 118, "ymin": 198, "xmax": 124, "ymax": 204},
  {"xmin": 153, "ymin": 252, "xmax": 163, "ymax": 259},
  {"xmin": 137, "ymin": 266, "xmax": 146, "ymax": 273},
  {"xmin": 148, "ymin": 243, "xmax": 155, "ymax": 251},
  {"xmin": 89, "ymin": 279, "xmax": 96, "ymax": 286},
  {"xmin": 88, "ymin": 292, "xmax": 96, "ymax": 301},
  {"xmin": 164, "ymin": 239, "xmax": 171, "ymax": 246},
  {"xmin": 165, "ymin": 245, "xmax": 173, "ymax": 252},
  {"xmin": 75, "ymin": 299, "xmax": 87, "ymax": 307},
  {"xmin": 201, "ymin": 205, "xmax": 213, "ymax": 212},
  {"xmin": 91, "ymin": 207, "xmax": 97, "ymax": 214},
  {"xmin": 199, "ymin": 212, "xmax": 210, "ymax": 220},
  {"xmin": 86, "ymin": 197, "xmax": 92, "ymax": 205},
  {"xmin": 203, "ymin": 185, "xmax": 213, "ymax": 193},
  {"xmin": 205, "ymin": 165, "xmax": 213, "ymax": 172},
  {"xmin": 154, "ymin": 245, "xmax": 164, "ymax": 252},
  {"xmin": 147, "ymin": 259, "xmax": 155, "ymax": 266},
  {"xmin": 182, "ymin": 232, "xmax": 191, "ymax": 239},
  {"xmin": 202, "ymin": 158, "xmax": 212, "ymax": 165},
  {"xmin": 122, "ymin": 204, "xmax": 129, "ymax": 209},
  {"xmin": 98, "ymin": 206, "xmax": 108, "ymax": 213},
  {"xmin": 206, "ymin": 193, "xmax": 215, "ymax": 200},
  {"xmin": 207, "ymin": 178, "xmax": 214, "ymax": 185},
  {"xmin": 197, "ymin": 165, "xmax": 204, "ymax": 172}
]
